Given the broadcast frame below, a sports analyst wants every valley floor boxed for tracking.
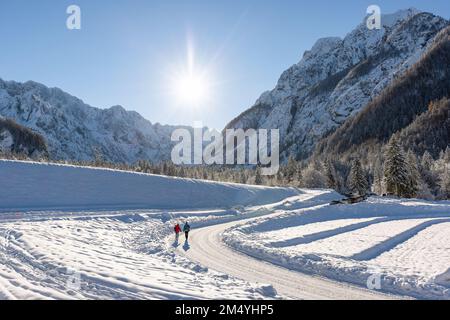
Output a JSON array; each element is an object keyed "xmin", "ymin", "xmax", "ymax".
[
  {"xmin": 1, "ymin": 161, "xmax": 449, "ymax": 299},
  {"xmin": 0, "ymin": 209, "xmax": 277, "ymax": 299}
]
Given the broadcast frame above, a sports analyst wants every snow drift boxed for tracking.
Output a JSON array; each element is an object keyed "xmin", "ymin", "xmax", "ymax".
[
  {"xmin": 223, "ymin": 196, "xmax": 450, "ymax": 299},
  {"xmin": 0, "ymin": 160, "xmax": 298, "ymax": 211}
]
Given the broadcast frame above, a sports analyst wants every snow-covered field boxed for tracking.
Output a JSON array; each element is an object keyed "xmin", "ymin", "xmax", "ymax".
[
  {"xmin": 0, "ymin": 160, "xmax": 298, "ymax": 299},
  {"xmin": 0, "ymin": 214, "xmax": 283, "ymax": 299},
  {"xmin": 1, "ymin": 160, "xmax": 449, "ymax": 300},
  {"xmin": 223, "ymin": 196, "xmax": 450, "ymax": 299}
]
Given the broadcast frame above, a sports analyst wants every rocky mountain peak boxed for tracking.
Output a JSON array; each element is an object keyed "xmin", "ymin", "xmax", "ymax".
[{"xmin": 226, "ymin": 9, "xmax": 449, "ymax": 162}]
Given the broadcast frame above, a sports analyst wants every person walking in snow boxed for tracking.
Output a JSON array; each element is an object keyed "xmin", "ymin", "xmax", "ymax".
[
  {"xmin": 174, "ymin": 223, "xmax": 181, "ymax": 241},
  {"xmin": 183, "ymin": 222, "xmax": 191, "ymax": 241}
]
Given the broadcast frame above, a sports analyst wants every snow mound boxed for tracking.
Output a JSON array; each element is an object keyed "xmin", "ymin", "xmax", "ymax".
[
  {"xmin": 0, "ymin": 160, "xmax": 298, "ymax": 211},
  {"xmin": 223, "ymin": 196, "xmax": 450, "ymax": 299}
]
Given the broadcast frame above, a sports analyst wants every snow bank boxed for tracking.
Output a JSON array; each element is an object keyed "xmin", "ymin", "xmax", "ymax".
[
  {"xmin": 223, "ymin": 196, "xmax": 450, "ymax": 299},
  {"xmin": 0, "ymin": 160, "xmax": 298, "ymax": 211}
]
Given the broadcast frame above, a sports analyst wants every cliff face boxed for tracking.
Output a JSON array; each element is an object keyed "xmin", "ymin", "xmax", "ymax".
[
  {"xmin": 314, "ymin": 25, "xmax": 450, "ymax": 160},
  {"xmin": 226, "ymin": 9, "xmax": 448, "ymax": 161}
]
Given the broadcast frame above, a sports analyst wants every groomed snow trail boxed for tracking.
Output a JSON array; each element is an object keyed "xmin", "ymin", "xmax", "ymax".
[{"xmin": 178, "ymin": 220, "xmax": 399, "ymax": 300}]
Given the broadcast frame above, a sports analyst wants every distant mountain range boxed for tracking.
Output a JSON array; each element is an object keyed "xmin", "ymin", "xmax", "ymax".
[
  {"xmin": 1, "ymin": 8, "xmax": 449, "ymax": 165},
  {"xmin": 0, "ymin": 79, "xmax": 188, "ymax": 162}
]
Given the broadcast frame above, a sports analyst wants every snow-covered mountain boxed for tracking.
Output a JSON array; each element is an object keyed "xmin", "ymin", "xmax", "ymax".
[
  {"xmin": 225, "ymin": 9, "xmax": 449, "ymax": 161},
  {"xmin": 314, "ymin": 24, "xmax": 450, "ymax": 160},
  {"xmin": 0, "ymin": 79, "xmax": 185, "ymax": 163},
  {"xmin": 1, "ymin": 9, "xmax": 448, "ymax": 165}
]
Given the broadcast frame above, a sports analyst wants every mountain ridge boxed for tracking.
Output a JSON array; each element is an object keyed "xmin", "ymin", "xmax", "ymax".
[
  {"xmin": 0, "ymin": 78, "xmax": 188, "ymax": 163},
  {"xmin": 314, "ymin": 24, "xmax": 450, "ymax": 161},
  {"xmin": 225, "ymin": 9, "xmax": 449, "ymax": 161}
]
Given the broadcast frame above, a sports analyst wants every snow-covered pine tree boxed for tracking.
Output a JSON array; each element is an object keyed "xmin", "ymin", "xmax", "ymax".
[
  {"xmin": 324, "ymin": 158, "xmax": 338, "ymax": 190},
  {"xmin": 372, "ymin": 157, "xmax": 385, "ymax": 195},
  {"xmin": 255, "ymin": 166, "xmax": 263, "ymax": 185},
  {"xmin": 295, "ymin": 166, "xmax": 303, "ymax": 188},
  {"xmin": 178, "ymin": 166, "xmax": 186, "ymax": 178},
  {"xmin": 276, "ymin": 169, "xmax": 284, "ymax": 185},
  {"xmin": 437, "ymin": 149, "xmax": 450, "ymax": 199},
  {"xmin": 384, "ymin": 136, "xmax": 410, "ymax": 197},
  {"xmin": 406, "ymin": 150, "xmax": 420, "ymax": 198},
  {"xmin": 444, "ymin": 147, "xmax": 450, "ymax": 163},
  {"xmin": 240, "ymin": 171, "xmax": 248, "ymax": 184},
  {"xmin": 348, "ymin": 159, "xmax": 368, "ymax": 196},
  {"xmin": 420, "ymin": 151, "xmax": 439, "ymax": 196},
  {"xmin": 439, "ymin": 166, "xmax": 450, "ymax": 199},
  {"xmin": 284, "ymin": 156, "xmax": 298, "ymax": 185}
]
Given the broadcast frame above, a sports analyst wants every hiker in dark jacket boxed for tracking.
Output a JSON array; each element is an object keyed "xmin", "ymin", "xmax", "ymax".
[{"xmin": 183, "ymin": 222, "xmax": 191, "ymax": 241}]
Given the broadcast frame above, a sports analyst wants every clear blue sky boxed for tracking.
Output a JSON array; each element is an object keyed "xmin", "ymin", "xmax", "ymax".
[{"xmin": 0, "ymin": 1, "xmax": 448, "ymax": 129}]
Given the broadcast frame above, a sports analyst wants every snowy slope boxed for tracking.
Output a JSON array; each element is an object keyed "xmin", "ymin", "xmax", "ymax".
[
  {"xmin": 0, "ymin": 160, "xmax": 302, "ymax": 300},
  {"xmin": 176, "ymin": 189, "xmax": 400, "ymax": 299},
  {"xmin": 0, "ymin": 160, "xmax": 298, "ymax": 211},
  {"xmin": 0, "ymin": 79, "xmax": 185, "ymax": 163},
  {"xmin": 226, "ymin": 9, "xmax": 449, "ymax": 160},
  {"xmin": 223, "ymin": 197, "xmax": 450, "ymax": 299},
  {"xmin": 0, "ymin": 214, "xmax": 284, "ymax": 300},
  {"xmin": 0, "ymin": 182, "xmax": 392, "ymax": 300},
  {"xmin": 1, "ymin": 161, "xmax": 449, "ymax": 299}
]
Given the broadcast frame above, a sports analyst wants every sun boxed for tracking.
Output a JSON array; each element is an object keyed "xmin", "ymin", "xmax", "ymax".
[
  {"xmin": 175, "ymin": 73, "xmax": 209, "ymax": 105},
  {"xmin": 168, "ymin": 36, "xmax": 214, "ymax": 108}
]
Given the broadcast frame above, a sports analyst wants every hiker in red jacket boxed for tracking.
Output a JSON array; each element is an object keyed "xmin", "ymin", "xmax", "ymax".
[{"xmin": 174, "ymin": 223, "xmax": 182, "ymax": 241}]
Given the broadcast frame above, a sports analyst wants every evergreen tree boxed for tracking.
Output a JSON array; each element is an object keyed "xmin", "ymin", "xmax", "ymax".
[
  {"xmin": 439, "ymin": 165, "xmax": 450, "ymax": 199},
  {"xmin": 295, "ymin": 166, "xmax": 303, "ymax": 188},
  {"xmin": 372, "ymin": 157, "xmax": 384, "ymax": 195},
  {"xmin": 240, "ymin": 171, "xmax": 248, "ymax": 184},
  {"xmin": 444, "ymin": 147, "xmax": 450, "ymax": 163},
  {"xmin": 406, "ymin": 150, "xmax": 419, "ymax": 198},
  {"xmin": 254, "ymin": 167, "xmax": 263, "ymax": 185},
  {"xmin": 384, "ymin": 136, "xmax": 410, "ymax": 197},
  {"xmin": 420, "ymin": 151, "xmax": 439, "ymax": 196},
  {"xmin": 324, "ymin": 159, "xmax": 338, "ymax": 190},
  {"xmin": 284, "ymin": 156, "xmax": 298, "ymax": 185},
  {"xmin": 348, "ymin": 159, "xmax": 368, "ymax": 196}
]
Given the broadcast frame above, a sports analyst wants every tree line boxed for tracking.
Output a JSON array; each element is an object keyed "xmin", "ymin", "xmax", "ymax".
[{"xmin": 2, "ymin": 138, "xmax": 448, "ymax": 200}]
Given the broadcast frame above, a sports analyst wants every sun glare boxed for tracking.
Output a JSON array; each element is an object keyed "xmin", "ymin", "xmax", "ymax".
[
  {"xmin": 175, "ymin": 73, "xmax": 208, "ymax": 105},
  {"xmin": 168, "ymin": 35, "xmax": 214, "ymax": 108}
]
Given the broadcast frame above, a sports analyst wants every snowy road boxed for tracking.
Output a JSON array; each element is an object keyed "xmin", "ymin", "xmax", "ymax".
[{"xmin": 178, "ymin": 219, "xmax": 400, "ymax": 300}]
